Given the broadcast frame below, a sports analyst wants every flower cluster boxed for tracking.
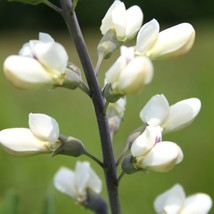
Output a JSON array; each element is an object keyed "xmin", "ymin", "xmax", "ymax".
[
  {"xmin": 100, "ymin": 0, "xmax": 195, "ymax": 100},
  {"xmin": 122, "ymin": 94, "xmax": 201, "ymax": 173}
]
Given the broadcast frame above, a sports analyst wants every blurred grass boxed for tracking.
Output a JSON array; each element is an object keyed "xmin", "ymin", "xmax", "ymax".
[{"xmin": 0, "ymin": 24, "xmax": 214, "ymax": 213}]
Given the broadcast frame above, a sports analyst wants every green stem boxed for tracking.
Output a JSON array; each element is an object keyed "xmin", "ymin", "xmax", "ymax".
[
  {"xmin": 43, "ymin": 0, "xmax": 62, "ymax": 13},
  {"xmin": 59, "ymin": 1, "xmax": 121, "ymax": 213},
  {"xmin": 84, "ymin": 151, "xmax": 104, "ymax": 168}
]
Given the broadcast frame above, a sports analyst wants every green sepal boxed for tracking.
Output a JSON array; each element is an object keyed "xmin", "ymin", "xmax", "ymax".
[
  {"xmin": 8, "ymin": 0, "xmax": 45, "ymax": 5},
  {"xmin": 97, "ymin": 29, "xmax": 124, "ymax": 59},
  {"xmin": 52, "ymin": 135, "xmax": 86, "ymax": 157},
  {"xmin": 103, "ymin": 84, "xmax": 123, "ymax": 103}
]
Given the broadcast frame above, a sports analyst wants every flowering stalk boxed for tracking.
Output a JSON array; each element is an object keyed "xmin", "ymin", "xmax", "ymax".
[{"xmin": 59, "ymin": 0, "xmax": 121, "ymax": 213}]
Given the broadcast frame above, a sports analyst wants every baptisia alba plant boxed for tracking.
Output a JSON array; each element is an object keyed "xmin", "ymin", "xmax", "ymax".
[
  {"xmin": 154, "ymin": 184, "xmax": 212, "ymax": 214},
  {"xmin": 4, "ymin": 32, "xmax": 82, "ymax": 90},
  {"xmin": 0, "ymin": 113, "xmax": 61, "ymax": 156},
  {"xmin": 1, "ymin": 0, "xmax": 212, "ymax": 213},
  {"xmin": 104, "ymin": 46, "xmax": 153, "ymax": 100},
  {"xmin": 100, "ymin": 0, "xmax": 143, "ymax": 42},
  {"xmin": 135, "ymin": 19, "xmax": 195, "ymax": 59},
  {"xmin": 127, "ymin": 126, "xmax": 183, "ymax": 173},
  {"xmin": 140, "ymin": 94, "xmax": 201, "ymax": 134}
]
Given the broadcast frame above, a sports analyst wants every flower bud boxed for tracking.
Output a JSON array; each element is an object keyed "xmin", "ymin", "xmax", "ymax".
[
  {"xmin": 3, "ymin": 33, "xmax": 69, "ymax": 90},
  {"xmin": 136, "ymin": 20, "xmax": 195, "ymax": 60},
  {"xmin": 100, "ymin": 0, "xmax": 143, "ymax": 42},
  {"xmin": 105, "ymin": 46, "xmax": 153, "ymax": 97},
  {"xmin": 0, "ymin": 113, "xmax": 61, "ymax": 156}
]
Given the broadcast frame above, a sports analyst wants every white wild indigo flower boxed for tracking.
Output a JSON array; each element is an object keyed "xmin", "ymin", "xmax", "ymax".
[
  {"xmin": 154, "ymin": 184, "xmax": 212, "ymax": 214},
  {"xmin": 131, "ymin": 126, "xmax": 183, "ymax": 172},
  {"xmin": 140, "ymin": 94, "xmax": 201, "ymax": 133},
  {"xmin": 3, "ymin": 32, "xmax": 68, "ymax": 89},
  {"xmin": 136, "ymin": 19, "xmax": 195, "ymax": 59},
  {"xmin": 105, "ymin": 46, "xmax": 153, "ymax": 96},
  {"xmin": 54, "ymin": 161, "xmax": 102, "ymax": 203},
  {"xmin": 100, "ymin": 0, "xmax": 143, "ymax": 42},
  {"xmin": 0, "ymin": 113, "xmax": 61, "ymax": 156}
]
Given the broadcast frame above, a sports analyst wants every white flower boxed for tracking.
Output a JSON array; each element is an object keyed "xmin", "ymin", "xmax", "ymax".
[
  {"xmin": 100, "ymin": 0, "xmax": 143, "ymax": 41},
  {"xmin": 3, "ymin": 32, "xmax": 68, "ymax": 89},
  {"xmin": 154, "ymin": 184, "xmax": 212, "ymax": 214},
  {"xmin": 140, "ymin": 94, "xmax": 201, "ymax": 133},
  {"xmin": 54, "ymin": 161, "xmax": 102, "ymax": 202},
  {"xmin": 131, "ymin": 126, "xmax": 183, "ymax": 172},
  {"xmin": 136, "ymin": 19, "xmax": 195, "ymax": 59},
  {"xmin": 0, "ymin": 113, "xmax": 60, "ymax": 156},
  {"xmin": 105, "ymin": 46, "xmax": 153, "ymax": 95}
]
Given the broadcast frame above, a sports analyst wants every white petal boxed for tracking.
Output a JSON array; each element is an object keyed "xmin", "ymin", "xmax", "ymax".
[
  {"xmin": 154, "ymin": 184, "xmax": 185, "ymax": 214},
  {"xmin": 140, "ymin": 94, "xmax": 169, "ymax": 126},
  {"xmin": 131, "ymin": 126, "xmax": 161, "ymax": 158},
  {"xmin": 105, "ymin": 55, "xmax": 126, "ymax": 84},
  {"xmin": 33, "ymin": 42, "xmax": 68, "ymax": 74},
  {"xmin": 181, "ymin": 193, "xmax": 212, "ymax": 214},
  {"xmin": 125, "ymin": 6, "xmax": 143, "ymax": 40},
  {"xmin": 75, "ymin": 161, "xmax": 102, "ymax": 197},
  {"xmin": 163, "ymin": 98, "xmax": 201, "ymax": 133},
  {"xmin": 53, "ymin": 167, "xmax": 77, "ymax": 199},
  {"xmin": 0, "ymin": 128, "xmax": 49, "ymax": 156},
  {"xmin": 100, "ymin": 0, "xmax": 122, "ymax": 35},
  {"xmin": 75, "ymin": 161, "xmax": 91, "ymax": 198},
  {"xmin": 28, "ymin": 113, "xmax": 59, "ymax": 143},
  {"xmin": 142, "ymin": 141, "xmax": 183, "ymax": 172},
  {"xmin": 87, "ymin": 166, "xmax": 102, "ymax": 194},
  {"xmin": 136, "ymin": 19, "xmax": 160, "ymax": 54},
  {"xmin": 112, "ymin": 2, "xmax": 126, "ymax": 39},
  {"xmin": 3, "ymin": 56, "xmax": 53, "ymax": 89},
  {"xmin": 148, "ymin": 23, "xmax": 195, "ymax": 59},
  {"xmin": 39, "ymin": 32, "xmax": 55, "ymax": 43},
  {"xmin": 19, "ymin": 42, "xmax": 33, "ymax": 57}
]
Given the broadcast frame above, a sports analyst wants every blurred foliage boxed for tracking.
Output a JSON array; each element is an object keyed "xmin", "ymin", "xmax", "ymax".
[{"xmin": 0, "ymin": 0, "xmax": 214, "ymax": 30}]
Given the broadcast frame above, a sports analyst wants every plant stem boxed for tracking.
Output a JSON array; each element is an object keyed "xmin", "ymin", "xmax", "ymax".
[
  {"xmin": 59, "ymin": 1, "xmax": 121, "ymax": 213},
  {"xmin": 84, "ymin": 151, "xmax": 104, "ymax": 168}
]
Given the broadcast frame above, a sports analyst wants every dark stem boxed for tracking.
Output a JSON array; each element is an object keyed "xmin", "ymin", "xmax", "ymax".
[
  {"xmin": 84, "ymin": 150, "xmax": 104, "ymax": 168},
  {"xmin": 59, "ymin": 1, "xmax": 121, "ymax": 213}
]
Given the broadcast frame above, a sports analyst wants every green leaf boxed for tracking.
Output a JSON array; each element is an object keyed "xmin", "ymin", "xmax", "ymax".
[
  {"xmin": 43, "ymin": 186, "xmax": 56, "ymax": 214},
  {"xmin": 8, "ymin": 0, "xmax": 45, "ymax": 5}
]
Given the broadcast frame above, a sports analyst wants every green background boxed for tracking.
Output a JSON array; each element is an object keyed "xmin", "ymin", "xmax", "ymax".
[{"xmin": 0, "ymin": 1, "xmax": 214, "ymax": 213}]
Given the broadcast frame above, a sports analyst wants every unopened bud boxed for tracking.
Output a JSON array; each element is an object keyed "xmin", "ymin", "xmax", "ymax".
[{"xmin": 122, "ymin": 155, "xmax": 140, "ymax": 174}]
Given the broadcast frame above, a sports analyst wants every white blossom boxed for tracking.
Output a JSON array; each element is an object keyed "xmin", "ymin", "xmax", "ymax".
[
  {"xmin": 100, "ymin": 0, "xmax": 143, "ymax": 41},
  {"xmin": 140, "ymin": 94, "xmax": 201, "ymax": 133},
  {"xmin": 105, "ymin": 46, "xmax": 153, "ymax": 95},
  {"xmin": 136, "ymin": 19, "xmax": 195, "ymax": 59},
  {"xmin": 0, "ymin": 113, "xmax": 60, "ymax": 156},
  {"xmin": 3, "ymin": 32, "xmax": 68, "ymax": 89},
  {"xmin": 131, "ymin": 126, "xmax": 183, "ymax": 172},
  {"xmin": 54, "ymin": 161, "xmax": 102, "ymax": 202},
  {"xmin": 154, "ymin": 184, "xmax": 212, "ymax": 214}
]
